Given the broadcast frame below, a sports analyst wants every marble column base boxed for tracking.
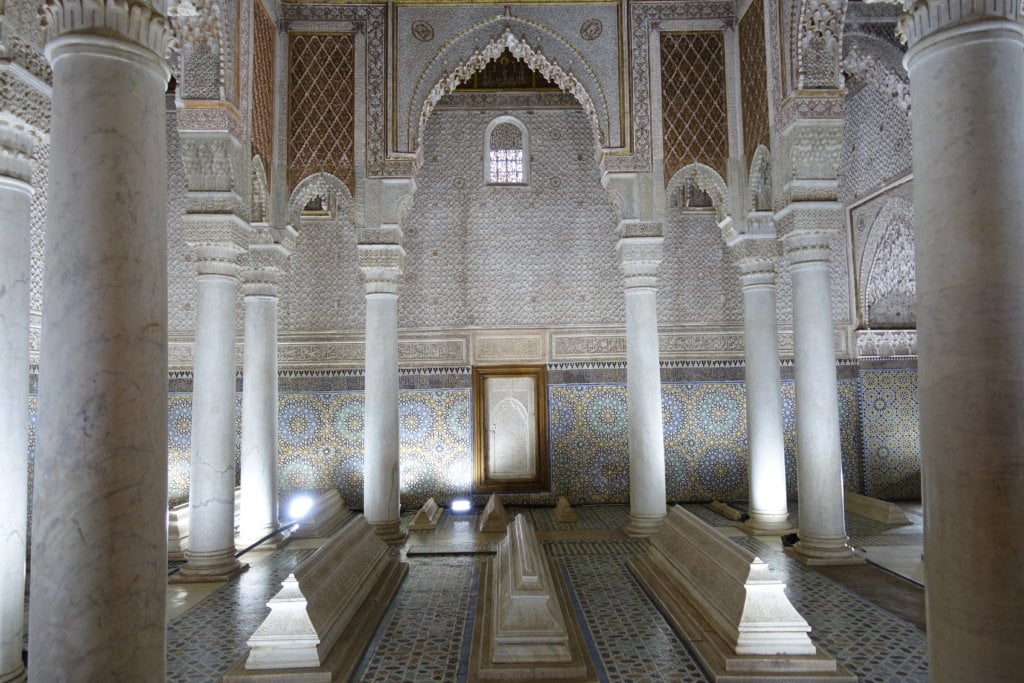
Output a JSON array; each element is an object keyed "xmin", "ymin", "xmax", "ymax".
[
  {"xmin": 173, "ymin": 549, "xmax": 248, "ymax": 583},
  {"xmin": 0, "ymin": 663, "xmax": 26, "ymax": 683},
  {"xmin": 741, "ymin": 513, "xmax": 797, "ymax": 537},
  {"xmin": 785, "ymin": 538, "xmax": 866, "ymax": 566},
  {"xmin": 368, "ymin": 520, "xmax": 407, "ymax": 546},
  {"xmin": 624, "ymin": 512, "xmax": 665, "ymax": 538}
]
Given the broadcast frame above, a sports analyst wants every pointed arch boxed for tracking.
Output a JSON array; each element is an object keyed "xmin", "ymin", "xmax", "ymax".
[
  {"xmin": 748, "ymin": 145, "xmax": 773, "ymax": 213},
  {"xmin": 859, "ymin": 196, "xmax": 915, "ymax": 327},
  {"xmin": 410, "ymin": 22, "xmax": 609, "ymax": 159},
  {"xmin": 288, "ymin": 172, "xmax": 354, "ymax": 227},
  {"xmin": 251, "ymin": 155, "xmax": 269, "ymax": 223},
  {"xmin": 665, "ymin": 163, "xmax": 730, "ymax": 223}
]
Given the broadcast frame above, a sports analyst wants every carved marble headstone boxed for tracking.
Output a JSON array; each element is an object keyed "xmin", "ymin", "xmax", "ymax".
[
  {"xmin": 629, "ymin": 506, "xmax": 855, "ymax": 680},
  {"xmin": 478, "ymin": 493, "xmax": 509, "ymax": 533},
  {"xmin": 409, "ymin": 497, "xmax": 442, "ymax": 531}
]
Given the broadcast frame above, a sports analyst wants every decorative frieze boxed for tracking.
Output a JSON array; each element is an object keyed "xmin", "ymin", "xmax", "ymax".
[
  {"xmin": 855, "ymin": 329, "xmax": 916, "ymax": 357},
  {"xmin": 842, "ymin": 47, "xmax": 911, "ymax": 115}
]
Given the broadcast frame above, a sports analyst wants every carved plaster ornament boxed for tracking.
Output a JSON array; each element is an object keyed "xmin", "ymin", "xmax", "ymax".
[{"xmin": 841, "ymin": 47, "xmax": 911, "ymax": 114}]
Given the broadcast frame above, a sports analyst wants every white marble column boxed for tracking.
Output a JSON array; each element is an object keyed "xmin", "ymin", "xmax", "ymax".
[
  {"xmin": 902, "ymin": 4, "xmax": 1024, "ymax": 678},
  {"xmin": 29, "ymin": 4, "xmax": 174, "ymax": 679},
  {"xmin": 776, "ymin": 216, "xmax": 856, "ymax": 564},
  {"xmin": 178, "ymin": 236, "xmax": 247, "ymax": 580},
  {"xmin": 238, "ymin": 232, "xmax": 293, "ymax": 547},
  {"xmin": 617, "ymin": 230, "xmax": 666, "ymax": 538},
  {"xmin": 729, "ymin": 232, "xmax": 791, "ymax": 534},
  {"xmin": 0, "ymin": 120, "xmax": 34, "ymax": 683},
  {"xmin": 359, "ymin": 243, "xmax": 406, "ymax": 544}
]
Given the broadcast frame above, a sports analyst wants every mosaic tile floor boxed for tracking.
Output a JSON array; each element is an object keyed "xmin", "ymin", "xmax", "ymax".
[{"xmin": 164, "ymin": 504, "xmax": 928, "ymax": 682}]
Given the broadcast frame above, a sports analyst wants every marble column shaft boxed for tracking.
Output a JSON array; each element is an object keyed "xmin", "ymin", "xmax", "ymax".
[
  {"xmin": 29, "ymin": 5, "xmax": 174, "ymax": 678},
  {"xmin": 0, "ymin": 122, "xmax": 33, "ymax": 683},
  {"xmin": 181, "ymin": 240, "xmax": 245, "ymax": 578},
  {"xmin": 732, "ymin": 236, "xmax": 790, "ymax": 532},
  {"xmin": 617, "ymin": 235, "xmax": 666, "ymax": 538},
  {"xmin": 902, "ymin": 5, "xmax": 1024, "ymax": 678},
  {"xmin": 359, "ymin": 244, "xmax": 406, "ymax": 544},
  {"xmin": 239, "ymin": 261, "xmax": 283, "ymax": 545},
  {"xmin": 778, "ymin": 217, "xmax": 853, "ymax": 561}
]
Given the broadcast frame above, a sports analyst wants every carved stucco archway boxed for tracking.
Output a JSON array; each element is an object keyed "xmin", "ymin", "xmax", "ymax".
[
  {"xmin": 748, "ymin": 145, "xmax": 773, "ymax": 213},
  {"xmin": 288, "ymin": 172, "xmax": 354, "ymax": 228},
  {"xmin": 410, "ymin": 22, "xmax": 609, "ymax": 161},
  {"xmin": 665, "ymin": 162, "xmax": 731, "ymax": 224},
  {"xmin": 251, "ymin": 155, "xmax": 269, "ymax": 223}
]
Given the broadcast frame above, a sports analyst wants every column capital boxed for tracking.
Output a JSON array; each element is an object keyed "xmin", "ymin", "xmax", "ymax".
[
  {"xmin": 898, "ymin": 0, "xmax": 1022, "ymax": 50},
  {"xmin": 185, "ymin": 214, "xmax": 249, "ymax": 277},
  {"xmin": 41, "ymin": 0, "xmax": 177, "ymax": 59},
  {"xmin": 729, "ymin": 234, "xmax": 781, "ymax": 288},
  {"xmin": 616, "ymin": 236, "xmax": 663, "ymax": 289},
  {"xmin": 358, "ymin": 243, "xmax": 405, "ymax": 295},
  {"xmin": 241, "ymin": 266, "xmax": 282, "ymax": 299}
]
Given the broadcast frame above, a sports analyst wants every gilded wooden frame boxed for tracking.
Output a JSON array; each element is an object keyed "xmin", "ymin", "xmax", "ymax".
[{"xmin": 472, "ymin": 365, "xmax": 549, "ymax": 493}]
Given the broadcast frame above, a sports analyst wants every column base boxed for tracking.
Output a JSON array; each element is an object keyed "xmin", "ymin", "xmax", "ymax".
[
  {"xmin": 784, "ymin": 538, "xmax": 866, "ymax": 566},
  {"xmin": 624, "ymin": 513, "xmax": 665, "ymax": 538},
  {"xmin": 741, "ymin": 512, "xmax": 798, "ymax": 537},
  {"xmin": 369, "ymin": 520, "xmax": 407, "ymax": 546},
  {"xmin": 172, "ymin": 549, "xmax": 249, "ymax": 583},
  {"xmin": 0, "ymin": 663, "xmax": 26, "ymax": 683}
]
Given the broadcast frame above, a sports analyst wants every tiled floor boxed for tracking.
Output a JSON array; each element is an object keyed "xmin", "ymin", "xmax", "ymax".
[{"xmin": 165, "ymin": 503, "xmax": 928, "ymax": 682}]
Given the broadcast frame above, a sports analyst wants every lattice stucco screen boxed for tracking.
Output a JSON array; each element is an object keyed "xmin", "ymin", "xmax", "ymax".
[
  {"xmin": 288, "ymin": 33, "xmax": 356, "ymax": 194},
  {"xmin": 489, "ymin": 123, "xmax": 524, "ymax": 184},
  {"xmin": 739, "ymin": 0, "xmax": 770, "ymax": 166},
  {"xmin": 252, "ymin": 1, "xmax": 275, "ymax": 178},
  {"xmin": 660, "ymin": 31, "xmax": 729, "ymax": 182}
]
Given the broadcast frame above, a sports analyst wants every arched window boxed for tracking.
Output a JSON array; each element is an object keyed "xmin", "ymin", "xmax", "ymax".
[{"xmin": 485, "ymin": 116, "xmax": 529, "ymax": 185}]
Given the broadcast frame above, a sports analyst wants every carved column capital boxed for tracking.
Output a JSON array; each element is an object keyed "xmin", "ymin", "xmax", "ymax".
[
  {"xmin": 358, "ymin": 243, "xmax": 405, "ymax": 295},
  {"xmin": 617, "ymin": 236, "xmax": 663, "ymax": 290},
  {"xmin": 185, "ymin": 214, "xmax": 249, "ymax": 277},
  {"xmin": 898, "ymin": 0, "xmax": 1022, "ymax": 49},
  {"xmin": 775, "ymin": 201, "xmax": 842, "ymax": 266},
  {"xmin": 40, "ymin": 0, "xmax": 177, "ymax": 58},
  {"xmin": 729, "ymin": 234, "xmax": 781, "ymax": 289},
  {"xmin": 240, "ymin": 264, "xmax": 282, "ymax": 299}
]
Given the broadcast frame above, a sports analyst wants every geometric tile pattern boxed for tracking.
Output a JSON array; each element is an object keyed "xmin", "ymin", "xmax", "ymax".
[
  {"xmin": 661, "ymin": 31, "xmax": 729, "ymax": 180},
  {"xmin": 739, "ymin": 0, "xmax": 770, "ymax": 166},
  {"xmin": 356, "ymin": 555, "xmax": 476, "ymax": 682},
  {"xmin": 161, "ymin": 372, "xmax": 883, "ymax": 510},
  {"xmin": 166, "ymin": 548, "xmax": 315, "ymax": 682},
  {"xmin": 558, "ymin": 553, "xmax": 709, "ymax": 682},
  {"xmin": 549, "ymin": 379, "xmax": 862, "ymax": 505},
  {"xmin": 859, "ymin": 369, "xmax": 920, "ymax": 499},
  {"xmin": 288, "ymin": 33, "xmax": 356, "ymax": 193}
]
